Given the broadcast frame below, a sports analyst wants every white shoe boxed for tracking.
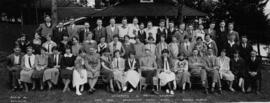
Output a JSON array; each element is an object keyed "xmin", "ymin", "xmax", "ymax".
[
  {"xmin": 123, "ymin": 86, "xmax": 127, "ymax": 91},
  {"xmin": 166, "ymin": 89, "xmax": 170, "ymax": 94},
  {"xmin": 170, "ymin": 90, "xmax": 174, "ymax": 95},
  {"xmin": 76, "ymin": 91, "xmax": 82, "ymax": 96},
  {"xmin": 128, "ymin": 89, "xmax": 134, "ymax": 93}
]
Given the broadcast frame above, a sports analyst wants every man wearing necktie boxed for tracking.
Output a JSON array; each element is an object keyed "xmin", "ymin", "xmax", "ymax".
[
  {"xmin": 20, "ymin": 46, "xmax": 35, "ymax": 92},
  {"xmin": 239, "ymin": 36, "xmax": 253, "ymax": 62},
  {"xmin": 43, "ymin": 47, "xmax": 61, "ymax": 90},
  {"xmin": 204, "ymin": 49, "xmax": 222, "ymax": 94},
  {"xmin": 93, "ymin": 19, "xmax": 106, "ymax": 43}
]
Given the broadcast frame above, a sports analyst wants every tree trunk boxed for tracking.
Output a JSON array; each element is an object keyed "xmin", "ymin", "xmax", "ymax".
[{"xmin": 51, "ymin": 0, "xmax": 57, "ymax": 25}]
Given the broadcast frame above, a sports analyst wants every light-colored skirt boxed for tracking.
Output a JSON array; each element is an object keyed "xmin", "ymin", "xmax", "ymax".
[
  {"xmin": 20, "ymin": 69, "xmax": 34, "ymax": 83},
  {"xmin": 113, "ymin": 69, "xmax": 126, "ymax": 84},
  {"xmin": 158, "ymin": 71, "xmax": 176, "ymax": 86},
  {"xmin": 125, "ymin": 70, "xmax": 140, "ymax": 88},
  {"xmin": 220, "ymin": 70, "xmax": 235, "ymax": 81},
  {"xmin": 175, "ymin": 71, "xmax": 190, "ymax": 86},
  {"xmin": 43, "ymin": 68, "xmax": 59, "ymax": 84},
  {"xmin": 73, "ymin": 69, "xmax": 87, "ymax": 87}
]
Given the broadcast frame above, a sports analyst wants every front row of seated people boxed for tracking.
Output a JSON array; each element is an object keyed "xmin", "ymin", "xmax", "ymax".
[{"xmin": 7, "ymin": 45, "xmax": 262, "ymax": 96}]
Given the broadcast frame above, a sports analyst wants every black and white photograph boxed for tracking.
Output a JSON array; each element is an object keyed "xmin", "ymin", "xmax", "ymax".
[{"xmin": 0, "ymin": 0, "xmax": 270, "ymax": 102}]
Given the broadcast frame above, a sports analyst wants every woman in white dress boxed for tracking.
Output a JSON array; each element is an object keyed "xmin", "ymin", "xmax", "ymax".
[
  {"xmin": 125, "ymin": 52, "xmax": 140, "ymax": 93},
  {"xmin": 73, "ymin": 49, "xmax": 88, "ymax": 96},
  {"xmin": 20, "ymin": 46, "xmax": 36, "ymax": 92},
  {"xmin": 218, "ymin": 49, "xmax": 235, "ymax": 92},
  {"xmin": 158, "ymin": 49, "xmax": 176, "ymax": 95},
  {"xmin": 173, "ymin": 53, "xmax": 191, "ymax": 92},
  {"xmin": 112, "ymin": 50, "xmax": 126, "ymax": 92}
]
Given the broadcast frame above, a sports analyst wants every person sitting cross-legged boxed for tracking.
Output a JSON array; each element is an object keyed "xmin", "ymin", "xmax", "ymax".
[
  {"xmin": 218, "ymin": 49, "xmax": 235, "ymax": 92},
  {"xmin": 188, "ymin": 49, "xmax": 209, "ymax": 94},
  {"xmin": 139, "ymin": 49, "xmax": 159, "ymax": 95},
  {"xmin": 204, "ymin": 48, "xmax": 222, "ymax": 94},
  {"xmin": 125, "ymin": 52, "xmax": 140, "ymax": 93},
  {"xmin": 173, "ymin": 53, "xmax": 191, "ymax": 93},
  {"xmin": 157, "ymin": 49, "xmax": 176, "ymax": 95},
  {"xmin": 7, "ymin": 47, "xmax": 24, "ymax": 91},
  {"xmin": 246, "ymin": 50, "xmax": 262, "ymax": 94}
]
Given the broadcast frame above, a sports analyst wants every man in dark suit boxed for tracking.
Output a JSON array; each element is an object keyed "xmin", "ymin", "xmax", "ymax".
[
  {"xmin": 7, "ymin": 47, "xmax": 24, "ymax": 91},
  {"xmin": 137, "ymin": 23, "xmax": 146, "ymax": 44},
  {"xmin": 156, "ymin": 19, "xmax": 167, "ymax": 44},
  {"xmin": 67, "ymin": 19, "xmax": 79, "ymax": 40},
  {"xmin": 216, "ymin": 21, "xmax": 228, "ymax": 55},
  {"xmin": 93, "ymin": 19, "xmax": 106, "ymax": 43},
  {"xmin": 227, "ymin": 23, "xmax": 240, "ymax": 44},
  {"xmin": 239, "ymin": 36, "xmax": 253, "ymax": 61},
  {"xmin": 78, "ymin": 22, "xmax": 93, "ymax": 43},
  {"xmin": 166, "ymin": 21, "xmax": 177, "ymax": 43},
  {"xmin": 204, "ymin": 22, "xmax": 216, "ymax": 41},
  {"xmin": 106, "ymin": 18, "xmax": 119, "ymax": 43},
  {"xmin": 52, "ymin": 22, "xmax": 68, "ymax": 45},
  {"xmin": 246, "ymin": 50, "xmax": 262, "ymax": 94},
  {"xmin": 45, "ymin": 47, "xmax": 63, "ymax": 90}
]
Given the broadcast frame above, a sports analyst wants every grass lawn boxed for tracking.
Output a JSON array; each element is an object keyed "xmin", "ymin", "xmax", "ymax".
[{"xmin": 0, "ymin": 63, "xmax": 270, "ymax": 103}]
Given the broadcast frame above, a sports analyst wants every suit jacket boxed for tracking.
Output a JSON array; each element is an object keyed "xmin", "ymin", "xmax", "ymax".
[
  {"xmin": 7, "ymin": 53, "xmax": 24, "ymax": 68},
  {"xmin": 247, "ymin": 57, "xmax": 261, "ymax": 73},
  {"xmin": 47, "ymin": 54, "xmax": 63, "ymax": 68},
  {"xmin": 216, "ymin": 28, "xmax": 228, "ymax": 47},
  {"xmin": 67, "ymin": 25, "xmax": 79, "ymax": 39},
  {"xmin": 239, "ymin": 43, "xmax": 253, "ymax": 61},
  {"xmin": 78, "ymin": 28, "xmax": 93, "ymax": 43},
  {"xmin": 106, "ymin": 25, "xmax": 119, "ymax": 42},
  {"xmin": 204, "ymin": 56, "xmax": 219, "ymax": 70},
  {"xmin": 52, "ymin": 27, "xmax": 68, "ymax": 44},
  {"xmin": 156, "ymin": 28, "xmax": 167, "ymax": 44},
  {"xmin": 93, "ymin": 26, "xmax": 106, "ymax": 42},
  {"xmin": 137, "ymin": 30, "xmax": 146, "ymax": 44},
  {"xmin": 167, "ymin": 28, "xmax": 177, "ymax": 43},
  {"xmin": 230, "ymin": 57, "xmax": 247, "ymax": 78}
]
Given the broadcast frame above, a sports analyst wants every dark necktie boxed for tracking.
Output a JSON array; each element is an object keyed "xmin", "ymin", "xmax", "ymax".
[
  {"xmin": 28, "ymin": 56, "xmax": 32, "ymax": 68},
  {"xmin": 117, "ymin": 58, "xmax": 119, "ymax": 68}
]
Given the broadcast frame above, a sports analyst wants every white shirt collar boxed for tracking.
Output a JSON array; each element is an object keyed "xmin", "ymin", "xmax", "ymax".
[{"xmin": 64, "ymin": 53, "xmax": 73, "ymax": 57}]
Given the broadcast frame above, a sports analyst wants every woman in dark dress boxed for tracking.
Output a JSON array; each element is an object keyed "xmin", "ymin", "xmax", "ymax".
[
  {"xmin": 31, "ymin": 33, "xmax": 42, "ymax": 54},
  {"xmin": 230, "ymin": 50, "xmax": 247, "ymax": 93},
  {"xmin": 100, "ymin": 48, "xmax": 115, "ymax": 93},
  {"xmin": 59, "ymin": 35, "xmax": 72, "ymax": 54},
  {"xmin": 61, "ymin": 47, "xmax": 76, "ymax": 92}
]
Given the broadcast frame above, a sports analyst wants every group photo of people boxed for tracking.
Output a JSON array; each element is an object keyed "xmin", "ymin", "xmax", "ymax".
[{"xmin": 6, "ymin": 15, "xmax": 263, "ymax": 97}]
